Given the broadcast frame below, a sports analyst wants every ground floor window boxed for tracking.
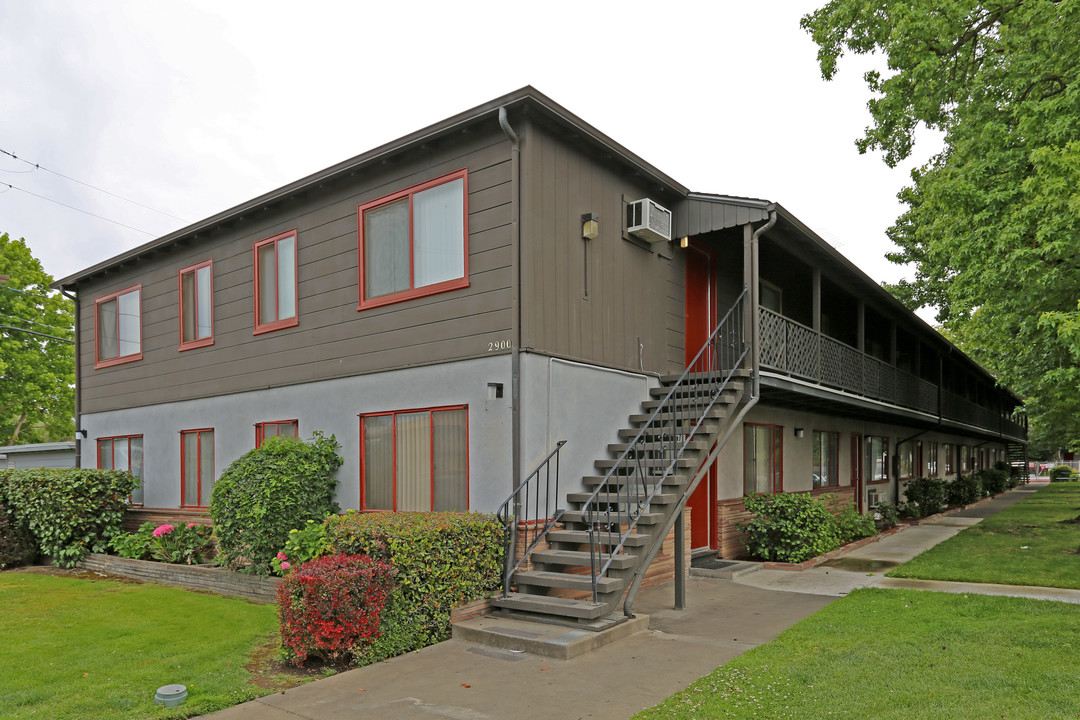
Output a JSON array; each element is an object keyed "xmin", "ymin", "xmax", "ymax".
[
  {"xmin": 812, "ymin": 431, "xmax": 839, "ymax": 488},
  {"xmin": 867, "ymin": 436, "xmax": 888, "ymax": 483},
  {"xmin": 98, "ymin": 435, "xmax": 144, "ymax": 505},
  {"xmin": 945, "ymin": 444, "xmax": 956, "ymax": 475},
  {"xmin": 255, "ymin": 419, "xmax": 298, "ymax": 447},
  {"xmin": 744, "ymin": 423, "xmax": 782, "ymax": 494},
  {"xmin": 360, "ymin": 405, "xmax": 468, "ymax": 511},
  {"xmin": 898, "ymin": 441, "xmax": 915, "ymax": 479},
  {"xmin": 961, "ymin": 445, "xmax": 972, "ymax": 473},
  {"xmin": 181, "ymin": 429, "xmax": 215, "ymax": 507},
  {"xmin": 927, "ymin": 441, "xmax": 939, "ymax": 476}
]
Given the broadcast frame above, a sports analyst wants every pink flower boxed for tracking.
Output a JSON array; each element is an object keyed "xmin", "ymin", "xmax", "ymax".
[
  {"xmin": 153, "ymin": 524, "xmax": 174, "ymax": 538},
  {"xmin": 276, "ymin": 552, "xmax": 288, "ymax": 560},
  {"xmin": 280, "ymin": 561, "xmax": 291, "ymax": 570},
  {"xmin": 186, "ymin": 523, "xmax": 197, "ymax": 528}
]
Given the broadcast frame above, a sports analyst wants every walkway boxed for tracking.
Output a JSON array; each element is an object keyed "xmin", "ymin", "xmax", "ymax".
[{"xmin": 202, "ymin": 482, "xmax": 1073, "ymax": 720}]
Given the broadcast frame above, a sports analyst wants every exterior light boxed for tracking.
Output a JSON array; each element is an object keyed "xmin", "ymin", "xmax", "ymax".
[
  {"xmin": 680, "ymin": 237, "xmax": 689, "ymax": 248},
  {"xmin": 794, "ymin": 428, "xmax": 805, "ymax": 438},
  {"xmin": 581, "ymin": 213, "xmax": 599, "ymax": 240}
]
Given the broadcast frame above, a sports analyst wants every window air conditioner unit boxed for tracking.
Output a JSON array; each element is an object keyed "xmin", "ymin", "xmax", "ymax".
[
  {"xmin": 867, "ymin": 489, "xmax": 885, "ymax": 509},
  {"xmin": 626, "ymin": 198, "xmax": 672, "ymax": 244}
]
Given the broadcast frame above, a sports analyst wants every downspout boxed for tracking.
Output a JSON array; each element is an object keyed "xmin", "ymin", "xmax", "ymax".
[
  {"xmin": 498, "ymin": 107, "xmax": 522, "ymax": 501},
  {"xmin": 60, "ymin": 287, "xmax": 81, "ymax": 468},
  {"xmin": 749, "ymin": 206, "xmax": 777, "ymax": 399}
]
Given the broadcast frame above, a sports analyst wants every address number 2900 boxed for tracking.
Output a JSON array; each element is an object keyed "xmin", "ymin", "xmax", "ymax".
[{"xmin": 487, "ymin": 339, "xmax": 512, "ymax": 351}]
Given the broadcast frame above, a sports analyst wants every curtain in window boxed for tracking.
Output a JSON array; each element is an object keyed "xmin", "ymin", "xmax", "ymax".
[
  {"xmin": 258, "ymin": 243, "xmax": 276, "ymax": 325},
  {"xmin": 869, "ymin": 437, "xmax": 888, "ymax": 482},
  {"xmin": 199, "ymin": 431, "xmax": 215, "ymax": 505},
  {"xmin": 276, "ymin": 235, "xmax": 296, "ymax": 321},
  {"xmin": 98, "ymin": 298, "xmax": 118, "ymax": 360},
  {"xmin": 363, "ymin": 416, "xmax": 394, "ymax": 510},
  {"xmin": 181, "ymin": 271, "xmax": 196, "ymax": 342},
  {"xmin": 98, "ymin": 439, "xmax": 114, "ymax": 470},
  {"xmin": 130, "ymin": 438, "xmax": 144, "ymax": 505},
  {"xmin": 365, "ymin": 198, "xmax": 410, "ymax": 299},
  {"xmin": 745, "ymin": 425, "xmax": 775, "ymax": 494},
  {"xmin": 433, "ymin": 408, "xmax": 467, "ymax": 511},
  {"xmin": 182, "ymin": 432, "xmax": 199, "ymax": 506},
  {"xmin": 413, "ymin": 178, "xmax": 464, "ymax": 288},
  {"xmin": 117, "ymin": 290, "xmax": 140, "ymax": 356},
  {"xmin": 196, "ymin": 264, "xmax": 212, "ymax": 338},
  {"xmin": 395, "ymin": 412, "xmax": 432, "ymax": 512}
]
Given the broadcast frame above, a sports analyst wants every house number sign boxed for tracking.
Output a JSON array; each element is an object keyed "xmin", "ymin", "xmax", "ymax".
[{"xmin": 487, "ymin": 339, "xmax": 512, "ymax": 351}]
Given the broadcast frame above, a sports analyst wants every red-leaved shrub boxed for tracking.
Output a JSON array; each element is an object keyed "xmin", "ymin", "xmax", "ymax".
[{"xmin": 277, "ymin": 553, "xmax": 396, "ymax": 666}]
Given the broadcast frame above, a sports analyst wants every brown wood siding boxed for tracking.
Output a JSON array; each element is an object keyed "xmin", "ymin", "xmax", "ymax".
[
  {"xmin": 520, "ymin": 122, "xmax": 684, "ymax": 375},
  {"xmin": 79, "ymin": 131, "xmax": 514, "ymax": 414}
]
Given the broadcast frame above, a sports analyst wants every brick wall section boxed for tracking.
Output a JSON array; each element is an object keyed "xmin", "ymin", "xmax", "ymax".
[
  {"xmin": 718, "ymin": 485, "xmax": 858, "ymax": 559},
  {"xmin": 79, "ymin": 553, "xmax": 279, "ymax": 603}
]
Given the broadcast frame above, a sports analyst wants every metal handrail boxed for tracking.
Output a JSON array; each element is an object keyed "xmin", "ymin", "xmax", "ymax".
[
  {"xmin": 581, "ymin": 288, "xmax": 749, "ymax": 604},
  {"xmin": 495, "ymin": 440, "xmax": 567, "ymax": 597}
]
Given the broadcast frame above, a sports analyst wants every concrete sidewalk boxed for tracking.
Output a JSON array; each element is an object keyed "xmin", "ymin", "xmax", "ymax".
[{"xmin": 202, "ymin": 482, "xmax": 1072, "ymax": 720}]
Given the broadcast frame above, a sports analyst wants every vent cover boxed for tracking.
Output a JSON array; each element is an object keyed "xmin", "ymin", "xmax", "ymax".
[{"xmin": 626, "ymin": 198, "xmax": 672, "ymax": 244}]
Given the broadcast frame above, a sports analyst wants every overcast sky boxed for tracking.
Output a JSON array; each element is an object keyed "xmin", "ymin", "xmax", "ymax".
[{"xmin": 1, "ymin": 0, "xmax": 940, "ymax": 312}]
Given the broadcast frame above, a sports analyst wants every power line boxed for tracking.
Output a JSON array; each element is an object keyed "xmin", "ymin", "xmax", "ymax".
[
  {"xmin": 0, "ymin": 147, "xmax": 187, "ymax": 222},
  {"xmin": 0, "ymin": 324, "xmax": 75, "ymax": 344},
  {"xmin": 0, "ymin": 313, "xmax": 73, "ymax": 334},
  {"xmin": 0, "ymin": 181, "xmax": 155, "ymax": 236}
]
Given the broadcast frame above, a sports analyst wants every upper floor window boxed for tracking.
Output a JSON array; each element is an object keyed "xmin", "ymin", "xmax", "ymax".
[
  {"xmin": 812, "ymin": 431, "xmax": 839, "ymax": 488},
  {"xmin": 95, "ymin": 285, "xmax": 142, "ymax": 368},
  {"xmin": 254, "ymin": 230, "xmax": 298, "ymax": 335},
  {"xmin": 744, "ymin": 423, "xmax": 783, "ymax": 495},
  {"xmin": 98, "ymin": 435, "xmax": 144, "ymax": 505},
  {"xmin": 255, "ymin": 419, "xmax": 298, "ymax": 448},
  {"xmin": 179, "ymin": 260, "xmax": 214, "ymax": 350},
  {"xmin": 358, "ymin": 170, "xmax": 468, "ymax": 310}
]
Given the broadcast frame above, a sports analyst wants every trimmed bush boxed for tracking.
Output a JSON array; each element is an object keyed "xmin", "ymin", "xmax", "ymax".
[
  {"xmin": 323, "ymin": 511, "xmax": 503, "ymax": 664},
  {"xmin": 278, "ymin": 553, "xmax": 395, "ymax": 666},
  {"xmin": 0, "ymin": 503, "xmax": 38, "ymax": 569},
  {"xmin": 979, "ymin": 467, "xmax": 1009, "ymax": 495},
  {"xmin": 0, "ymin": 468, "xmax": 139, "ymax": 567},
  {"xmin": 1049, "ymin": 464, "xmax": 1077, "ymax": 482},
  {"xmin": 210, "ymin": 432, "xmax": 342, "ymax": 575},
  {"xmin": 739, "ymin": 493, "xmax": 840, "ymax": 563},
  {"xmin": 947, "ymin": 473, "xmax": 982, "ymax": 506},
  {"xmin": 903, "ymin": 476, "xmax": 947, "ymax": 517},
  {"xmin": 831, "ymin": 503, "xmax": 877, "ymax": 545},
  {"xmin": 874, "ymin": 501, "xmax": 900, "ymax": 529}
]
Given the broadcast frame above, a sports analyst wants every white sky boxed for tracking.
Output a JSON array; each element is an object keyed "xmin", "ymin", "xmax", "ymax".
[{"xmin": 0, "ymin": 0, "xmax": 940, "ymax": 313}]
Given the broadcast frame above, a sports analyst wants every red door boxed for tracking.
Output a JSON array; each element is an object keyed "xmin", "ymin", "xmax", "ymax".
[{"xmin": 685, "ymin": 243, "xmax": 718, "ymax": 550}]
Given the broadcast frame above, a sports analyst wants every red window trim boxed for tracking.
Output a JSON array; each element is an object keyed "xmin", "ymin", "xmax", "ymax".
[
  {"xmin": 180, "ymin": 428, "xmax": 214, "ymax": 509},
  {"xmin": 812, "ymin": 429, "xmax": 840, "ymax": 488},
  {"xmin": 253, "ymin": 229, "xmax": 299, "ymax": 335},
  {"xmin": 850, "ymin": 433, "xmax": 863, "ymax": 485},
  {"xmin": 255, "ymin": 419, "xmax": 299, "ymax": 448},
  {"xmin": 357, "ymin": 169, "xmax": 469, "ymax": 311},
  {"xmin": 358, "ymin": 404, "xmax": 470, "ymax": 512},
  {"xmin": 743, "ymin": 422, "xmax": 784, "ymax": 495},
  {"xmin": 178, "ymin": 259, "xmax": 214, "ymax": 351},
  {"xmin": 98, "ymin": 434, "xmax": 144, "ymax": 505},
  {"xmin": 94, "ymin": 284, "xmax": 143, "ymax": 369},
  {"xmin": 866, "ymin": 435, "xmax": 890, "ymax": 484}
]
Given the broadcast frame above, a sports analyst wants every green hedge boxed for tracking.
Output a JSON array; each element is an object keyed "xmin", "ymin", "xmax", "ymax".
[
  {"xmin": 0, "ymin": 468, "xmax": 139, "ymax": 567},
  {"xmin": 323, "ymin": 511, "xmax": 503, "ymax": 665}
]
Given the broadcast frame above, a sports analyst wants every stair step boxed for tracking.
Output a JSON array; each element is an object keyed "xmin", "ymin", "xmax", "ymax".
[
  {"xmin": 607, "ymin": 439, "xmax": 709, "ymax": 454},
  {"xmin": 490, "ymin": 592, "xmax": 609, "ymax": 620},
  {"xmin": 617, "ymin": 427, "xmax": 716, "ymax": 441},
  {"xmin": 532, "ymin": 549, "xmax": 637, "ymax": 570},
  {"xmin": 514, "ymin": 570, "xmax": 624, "ymax": 593},
  {"xmin": 581, "ymin": 475, "xmax": 688, "ymax": 490},
  {"xmin": 648, "ymin": 381, "xmax": 744, "ymax": 399},
  {"xmin": 659, "ymin": 368, "xmax": 752, "ymax": 384},
  {"xmin": 628, "ymin": 409, "xmax": 726, "ymax": 425},
  {"xmin": 639, "ymin": 394, "xmax": 738, "ymax": 412},
  {"xmin": 566, "ymin": 491, "xmax": 679, "ymax": 505},
  {"xmin": 562, "ymin": 509, "xmax": 665, "ymax": 525},
  {"xmin": 547, "ymin": 529, "xmax": 650, "ymax": 547},
  {"xmin": 594, "ymin": 456, "xmax": 695, "ymax": 471}
]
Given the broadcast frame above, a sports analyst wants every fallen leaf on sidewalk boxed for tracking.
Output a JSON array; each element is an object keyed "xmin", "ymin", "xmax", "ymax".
[
  {"xmin": 462, "ymin": 683, "xmax": 471, "ymax": 688},
  {"xmin": 540, "ymin": 666, "xmax": 550, "ymax": 671}
]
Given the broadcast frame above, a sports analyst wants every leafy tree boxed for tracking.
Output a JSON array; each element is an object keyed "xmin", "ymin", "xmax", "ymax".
[
  {"xmin": 802, "ymin": 0, "xmax": 1080, "ymax": 450},
  {"xmin": 0, "ymin": 233, "xmax": 75, "ymax": 444}
]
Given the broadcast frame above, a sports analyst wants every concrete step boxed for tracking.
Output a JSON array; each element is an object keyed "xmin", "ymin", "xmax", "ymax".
[
  {"xmin": 617, "ymin": 426, "xmax": 716, "ymax": 441},
  {"xmin": 640, "ymin": 393, "xmax": 738, "ymax": 412},
  {"xmin": 594, "ymin": 456, "xmax": 695, "ymax": 472},
  {"xmin": 453, "ymin": 613, "xmax": 648, "ymax": 657},
  {"xmin": 628, "ymin": 408, "xmax": 727, "ymax": 425},
  {"xmin": 532, "ymin": 549, "xmax": 637, "ymax": 570},
  {"xmin": 607, "ymin": 439, "xmax": 709, "ymax": 455},
  {"xmin": 648, "ymin": 381, "xmax": 744, "ymax": 399},
  {"xmin": 513, "ymin": 570, "xmax": 623, "ymax": 593},
  {"xmin": 489, "ymin": 592, "xmax": 609, "ymax": 620},
  {"xmin": 580, "ymin": 475, "xmax": 688, "ymax": 491},
  {"xmin": 566, "ymin": 491, "xmax": 679, "ymax": 506},
  {"xmin": 659, "ymin": 368, "xmax": 752, "ymax": 384},
  {"xmin": 561, "ymin": 509, "xmax": 665, "ymax": 526},
  {"xmin": 546, "ymin": 528, "xmax": 650, "ymax": 547}
]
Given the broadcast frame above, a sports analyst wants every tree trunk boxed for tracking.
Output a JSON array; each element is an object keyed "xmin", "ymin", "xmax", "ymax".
[{"xmin": 8, "ymin": 412, "xmax": 27, "ymax": 444}]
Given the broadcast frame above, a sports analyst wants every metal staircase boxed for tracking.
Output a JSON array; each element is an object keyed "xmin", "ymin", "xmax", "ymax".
[{"xmin": 494, "ymin": 289, "xmax": 753, "ymax": 628}]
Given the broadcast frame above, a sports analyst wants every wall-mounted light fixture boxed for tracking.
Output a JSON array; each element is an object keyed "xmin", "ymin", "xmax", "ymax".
[
  {"xmin": 76, "ymin": 429, "xmax": 88, "ymax": 439},
  {"xmin": 581, "ymin": 213, "xmax": 599, "ymax": 240},
  {"xmin": 794, "ymin": 428, "xmax": 805, "ymax": 438},
  {"xmin": 680, "ymin": 237, "xmax": 689, "ymax": 248}
]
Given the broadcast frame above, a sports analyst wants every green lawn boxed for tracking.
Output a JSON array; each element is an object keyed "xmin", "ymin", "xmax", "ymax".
[
  {"xmin": 635, "ymin": 588, "xmax": 1080, "ymax": 719},
  {"xmin": 0, "ymin": 572, "xmax": 280, "ymax": 720},
  {"xmin": 888, "ymin": 484, "xmax": 1080, "ymax": 588}
]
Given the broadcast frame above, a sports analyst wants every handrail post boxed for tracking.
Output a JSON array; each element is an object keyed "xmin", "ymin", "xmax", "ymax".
[{"xmin": 674, "ymin": 508, "xmax": 686, "ymax": 610}]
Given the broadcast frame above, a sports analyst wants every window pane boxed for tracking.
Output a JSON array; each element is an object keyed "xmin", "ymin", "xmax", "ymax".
[
  {"xmin": 364, "ymin": 416, "xmax": 394, "ymax": 510},
  {"xmin": 258, "ymin": 243, "xmax": 276, "ymax": 324},
  {"xmin": 196, "ymin": 265, "xmax": 212, "ymax": 339},
  {"xmin": 199, "ymin": 431, "xmax": 215, "ymax": 505},
  {"xmin": 364, "ymin": 198, "xmax": 410, "ymax": 299},
  {"xmin": 396, "ymin": 411, "xmax": 432, "ymax": 511},
  {"xmin": 181, "ymin": 271, "xmax": 196, "ymax": 342},
  {"xmin": 413, "ymin": 178, "xmax": 464, "ymax": 288},
  {"xmin": 433, "ymin": 408, "xmax": 468, "ymax": 511},
  {"xmin": 98, "ymin": 298, "xmax": 118, "ymax": 360},
  {"xmin": 182, "ymin": 433, "xmax": 199, "ymax": 506},
  {"xmin": 130, "ymin": 438, "xmax": 144, "ymax": 505},
  {"xmin": 276, "ymin": 235, "xmax": 296, "ymax": 321},
  {"xmin": 117, "ymin": 290, "xmax": 140, "ymax": 356},
  {"xmin": 812, "ymin": 432, "xmax": 823, "ymax": 488},
  {"xmin": 98, "ymin": 439, "xmax": 113, "ymax": 470}
]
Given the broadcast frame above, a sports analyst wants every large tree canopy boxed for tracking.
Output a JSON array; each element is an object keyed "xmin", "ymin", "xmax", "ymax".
[
  {"xmin": 803, "ymin": 0, "xmax": 1080, "ymax": 451},
  {"xmin": 0, "ymin": 232, "xmax": 75, "ymax": 444}
]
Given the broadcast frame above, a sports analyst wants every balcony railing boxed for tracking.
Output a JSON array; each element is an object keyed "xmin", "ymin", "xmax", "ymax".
[{"xmin": 759, "ymin": 308, "xmax": 1025, "ymax": 438}]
